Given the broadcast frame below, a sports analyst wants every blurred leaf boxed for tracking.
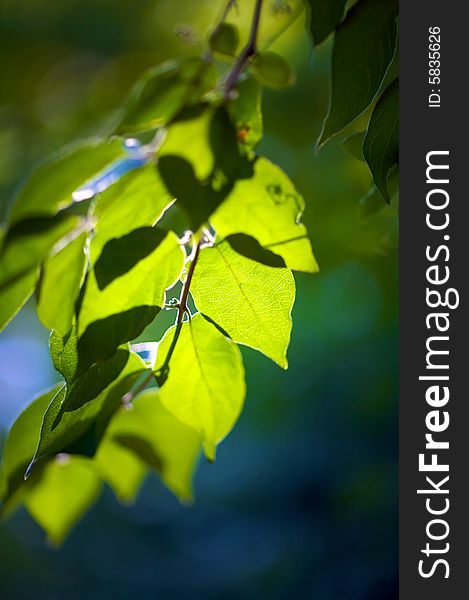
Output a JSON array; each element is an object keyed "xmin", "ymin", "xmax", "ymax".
[
  {"xmin": 24, "ymin": 456, "xmax": 101, "ymax": 545},
  {"xmin": 305, "ymin": 0, "xmax": 347, "ymax": 44},
  {"xmin": 342, "ymin": 131, "xmax": 366, "ymax": 162},
  {"xmin": 0, "ymin": 385, "xmax": 62, "ymax": 503},
  {"xmin": 9, "ymin": 139, "xmax": 124, "ymax": 222},
  {"xmin": 115, "ymin": 59, "xmax": 217, "ymax": 134},
  {"xmin": 211, "ymin": 157, "xmax": 318, "ymax": 272},
  {"xmin": 0, "ymin": 268, "xmax": 38, "ymax": 332},
  {"xmin": 191, "ymin": 239, "xmax": 295, "ymax": 368},
  {"xmin": 319, "ymin": 0, "xmax": 398, "ymax": 146},
  {"xmin": 154, "ymin": 313, "xmax": 245, "ymax": 460},
  {"xmin": 29, "ymin": 352, "xmax": 148, "ymax": 469},
  {"xmin": 78, "ymin": 231, "xmax": 184, "ymax": 368},
  {"xmin": 93, "ymin": 431, "xmax": 147, "ymax": 504},
  {"xmin": 91, "ymin": 165, "xmax": 174, "ymax": 263},
  {"xmin": 227, "ymin": 77, "xmax": 263, "ymax": 153},
  {"xmin": 101, "ymin": 390, "xmax": 200, "ymax": 502},
  {"xmin": 36, "ymin": 232, "xmax": 88, "ymax": 337},
  {"xmin": 0, "ymin": 214, "xmax": 81, "ymax": 292},
  {"xmin": 252, "ymin": 52, "xmax": 295, "ymax": 88},
  {"xmin": 363, "ymin": 79, "xmax": 399, "ymax": 203},
  {"xmin": 209, "ymin": 22, "xmax": 239, "ymax": 56}
]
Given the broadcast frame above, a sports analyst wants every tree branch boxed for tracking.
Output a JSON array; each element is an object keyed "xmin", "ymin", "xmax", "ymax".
[{"xmin": 224, "ymin": 0, "xmax": 264, "ymax": 98}]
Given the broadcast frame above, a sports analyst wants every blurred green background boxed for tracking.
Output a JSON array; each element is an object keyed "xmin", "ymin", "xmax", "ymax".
[{"xmin": 0, "ymin": 1, "xmax": 398, "ymax": 598}]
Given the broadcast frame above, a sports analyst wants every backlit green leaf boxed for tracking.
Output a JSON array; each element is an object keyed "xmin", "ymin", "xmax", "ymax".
[
  {"xmin": 9, "ymin": 138, "xmax": 124, "ymax": 222},
  {"xmin": 0, "ymin": 214, "xmax": 82, "ymax": 293},
  {"xmin": 210, "ymin": 157, "xmax": 318, "ymax": 273},
  {"xmin": 319, "ymin": 0, "xmax": 398, "ymax": 146},
  {"xmin": 363, "ymin": 79, "xmax": 399, "ymax": 203},
  {"xmin": 0, "ymin": 385, "xmax": 62, "ymax": 503},
  {"xmin": 78, "ymin": 230, "xmax": 184, "ymax": 367},
  {"xmin": 100, "ymin": 389, "xmax": 200, "ymax": 502},
  {"xmin": 190, "ymin": 239, "xmax": 295, "ymax": 368},
  {"xmin": 91, "ymin": 165, "xmax": 174, "ymax": 263},
  {"xmin": 154, "ymin": 313, "xmax": 245, "ymax": 460},
  {"xmin": 24, "ymin": 455, "xmax": 101, "ymax": 545},
  {"xmin": 36, "ymin": 232, "xmax": 88, "ymax": 337},
  {"xmin": 29, "ymin": 352, "xmax": 148, "ymax": 469}
]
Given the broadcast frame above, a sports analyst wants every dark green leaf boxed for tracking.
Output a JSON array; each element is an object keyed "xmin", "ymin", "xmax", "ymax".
[
  {"xmin": 319, "ymin": 0, "xmax": 398, "ymax": 146},
  {"xmin": 341, "ymin": 131, "xmax": 366, "ymax": 162},
  {"xmin": 363, "ymin": 79, "xmax": 399, "ymax": 203},
  {"xmin": 8, "ymin": 138, "xmax": 124, "ymax": 222},
  {"xmin": 225, "ymin": 234, "xmax": 286, "ymax": 268},
  {"xmin": 252, "ymin": 52, "xmax": 295, "ymax": 89},
  {"xmin": 209, "ymin": 23, "xmax": 239, "ymax": 56},
  {"xmin": 305, "ymin": 0, "xmax": 347, "ymax": 45}
]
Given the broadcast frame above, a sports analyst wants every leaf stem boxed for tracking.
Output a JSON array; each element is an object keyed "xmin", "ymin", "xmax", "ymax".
[
  {"xmin": 177, "ymin": 239, "xmax": 202, "ymax": 325},
  {"xmin": 224, "ymin": 0, "xmax": 264, "ymax": 98}
]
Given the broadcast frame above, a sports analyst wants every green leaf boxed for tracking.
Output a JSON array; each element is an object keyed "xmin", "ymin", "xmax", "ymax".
[
  {"xmin": 99, "ymin": 389, "xmax": 200, "ymax": 502},
  {"xmin": 210, "ymin": 157, "xmax": 318, "ymax": 273},
  {"xmin": 341, "ymin": 131, "xmax": 366, "ymax": 162},
  {"xmin": 227, "ymin": 77, "xmax": 263, "ymax": 154},
  {"xmin": 0, "ymin": 214, "xmax": 82, "ymax": 293},
  {"xmin": 23, "ymin": 455, "xmax": 101, "ymax": 545},
  {"xmin": 91, "ymin": 165, "xmax": 174, "ymax": 263},
  {"xmin": 190, "ymin": 239, "xmax": 295, "ymax": 368},
  {"xmin": 0, "ymin": 268, "xmax": 38, "ymax": 333},
  {"xmin": 154, "ymin": 313, "xmax": 245, "ymax": 460},
  {"xmin": 159, "ymin": 108, "xmax": 253, "ymax": 231},
  {"xmin": 0, "ymin": 385, "xmax": 62, "ymax": 503},
  {"xmin": 93, "ymin": 432, "xmax": 147, "ymax": 504},
  {"xmin": 319, "ymin": 0, "xmax": 398, "ymax": 146},
  {"xmin": 115, "ymin": 59, "xmax": 217, "ymax": 134},
  {"xmin": 36, "ymin": 232, "xmax": 88, "ymax": 337},
  {"xmin": 252, "ymin": 52, "xmax": 295, "ymax": 89},
  {"xmin": 209, "ymin": 23, "xmax": 239, "ymax": 56},
  {"xmin": 159, "ymin": 106, "xmax": 215, "ymax": 180},
  {"xmin": 29, "ymin": 352, "xmax": 148, "ymax": 469},
  {"xmin": 305, "ymin": 0, "xmax": 347, "ymax": 45},
  {"xmin": 50, "ymin": 326, "xmax": 79, "ymax": 384},
  {"xmin": 8, "ymin": 138, "xmax": 124, "ymax": 223},
  {"xmin": 78, "ymin": 230, "xmax": 184, "ymax": 368},
  {"xmin": 363, "ymin": 79, "xmax": 399, "ymax": 203}
]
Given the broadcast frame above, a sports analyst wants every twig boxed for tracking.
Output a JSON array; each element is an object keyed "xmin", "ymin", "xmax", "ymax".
[
  {"xmin": 177, "ymin": 239, "xmax": 202, "ymax": 325},
  {"xmin": 224, "ymin": 0, "xmax": 264, "ymax": 98}
]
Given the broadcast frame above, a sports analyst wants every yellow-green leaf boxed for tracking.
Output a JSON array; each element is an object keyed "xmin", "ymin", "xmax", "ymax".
[
  {"xmin": 154, "ymin": 314, "xmax": 245, "ymax": 460},
  {"xmin": 210, "ymin": 157, "xmax": 318, "ymax": 273}
]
